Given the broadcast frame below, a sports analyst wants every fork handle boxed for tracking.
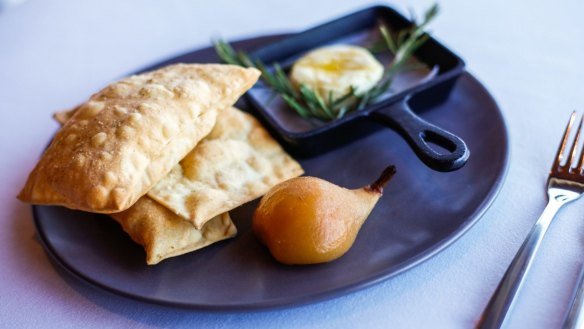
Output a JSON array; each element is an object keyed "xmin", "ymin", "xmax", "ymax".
[
  {"xmin": 562, "ymin": 261, "xmax": 584, "ymax": 329},
  {"xmin": 477, "ymin": 198, "xmax": 563, "ymax": 329}
]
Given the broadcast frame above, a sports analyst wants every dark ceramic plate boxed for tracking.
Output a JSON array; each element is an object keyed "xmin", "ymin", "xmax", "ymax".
[{"xmin": 33, "ymin": 35, "xmax": 508, "ymax": 311}]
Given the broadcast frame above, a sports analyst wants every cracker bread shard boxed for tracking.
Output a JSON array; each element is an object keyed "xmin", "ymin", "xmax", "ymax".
[
  {"xmin": 18, "ymin": 64, "xmax": 261, "ymax": 213},
  {"xmin": 111, "ymin": 196, "xmax": 236, "ymax": 265},
  {"xmin": 148, "ymin": 107, "xmax": 304, "ymax": 229}
]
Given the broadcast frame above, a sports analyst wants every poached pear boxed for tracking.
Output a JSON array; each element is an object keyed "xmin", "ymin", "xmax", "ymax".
[{"xmin": 252, "ymin": 165, "xmax": 396, "ymax": 265}]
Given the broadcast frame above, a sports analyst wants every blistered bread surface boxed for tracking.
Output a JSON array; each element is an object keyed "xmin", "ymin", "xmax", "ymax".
[
  {"xmin": 148, "ymin": 107, "xmax": 304, "ymax": 229},
  {"xmin": 18, "ymin": 64, "xmax": 260, "ymax": 212}
]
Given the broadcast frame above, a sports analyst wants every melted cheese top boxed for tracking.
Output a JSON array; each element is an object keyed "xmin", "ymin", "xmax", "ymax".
[{"xmin": 290, "ymin": 45, "xmax": 384, "ymax": 101}]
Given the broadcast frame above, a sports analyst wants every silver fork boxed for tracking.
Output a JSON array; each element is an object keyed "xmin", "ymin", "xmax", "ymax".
[{"xmin": 478, "ymin": 112, "xmax": 584, "ymax": 329}]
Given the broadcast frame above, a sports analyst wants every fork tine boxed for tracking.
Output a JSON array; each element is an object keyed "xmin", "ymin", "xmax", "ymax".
[
  {"xmin": 554, "ymin": 111, "xmax": 577, "ymax": 168},
  {"xmin": 568, "ymin": 114, "xmax": 583, "ymax": 170},
  {"xmin": 577, "ymin": 117, "xmax": 584, "ymax": 173}
]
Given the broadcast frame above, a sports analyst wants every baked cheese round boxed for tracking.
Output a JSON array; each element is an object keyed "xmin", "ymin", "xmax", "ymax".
[{"xmin": 290, "ymin": 45, "xmax": 384, "ymax": 101}]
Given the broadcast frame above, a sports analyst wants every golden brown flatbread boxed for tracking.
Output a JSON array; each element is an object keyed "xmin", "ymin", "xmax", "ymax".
[
  {"xmin": 18, "ymin": 64, "xmax": 260, "ymax": 213},
  {"xmin": 111, "ymin": 196, "xmax": 236, "ymax": 265},
  {"xmin": 52, "ymin": 106, "xmax": 237, "ymax": 265},
  {"xmin": 148, "ymin": 107, "xmax": 304, "ymax": 229}
]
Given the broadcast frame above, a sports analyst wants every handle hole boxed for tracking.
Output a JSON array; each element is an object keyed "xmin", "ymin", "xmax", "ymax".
[{"xmin": 421, "ymin": 131, "xmax": 457, "ymax": 154}]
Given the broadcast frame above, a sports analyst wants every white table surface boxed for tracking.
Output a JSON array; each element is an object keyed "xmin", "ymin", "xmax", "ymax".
[{"xmin": 1, "ymin": 0, "xmax": 584, "ymax": 328}]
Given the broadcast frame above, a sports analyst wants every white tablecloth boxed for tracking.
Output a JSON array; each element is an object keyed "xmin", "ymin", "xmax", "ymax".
[{"xmin": 2, "ymin": 0, "xmax": 583, "ymax": 328}]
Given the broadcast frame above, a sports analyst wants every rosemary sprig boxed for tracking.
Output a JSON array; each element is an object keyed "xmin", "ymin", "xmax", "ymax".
[{"xmin": 213, "ymin": 3, "xmax": 439, "ymax": 121}]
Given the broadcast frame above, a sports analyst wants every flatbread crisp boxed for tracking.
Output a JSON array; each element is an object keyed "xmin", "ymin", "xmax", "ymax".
[
  {"xmin": 148, "ymin": 107, "xmax": 304, "ymax": 229},
  {"xmin": 18, "ymin": 64, "xmax": 260, "ymax": 213},
  {"xmin": 111, "ymin": 196, "xmax": 236, "ymax": 265}
]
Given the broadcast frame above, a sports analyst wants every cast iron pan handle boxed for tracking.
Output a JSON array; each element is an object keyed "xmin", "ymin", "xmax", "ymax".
[{"xmin": 369, "ymin": 97, "xmax": 470, "ymax": 171}]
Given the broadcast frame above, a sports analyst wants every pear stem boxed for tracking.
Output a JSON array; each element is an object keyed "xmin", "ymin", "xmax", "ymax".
[{"xmin": 367, "ymin": 165, "xmax": 397, "ymax": 194}]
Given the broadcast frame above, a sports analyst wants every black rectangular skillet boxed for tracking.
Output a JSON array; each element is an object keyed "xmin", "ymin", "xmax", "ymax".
[{"xmin": 245, "ymin": 5, "xmax": 470, "ymax": 172}]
